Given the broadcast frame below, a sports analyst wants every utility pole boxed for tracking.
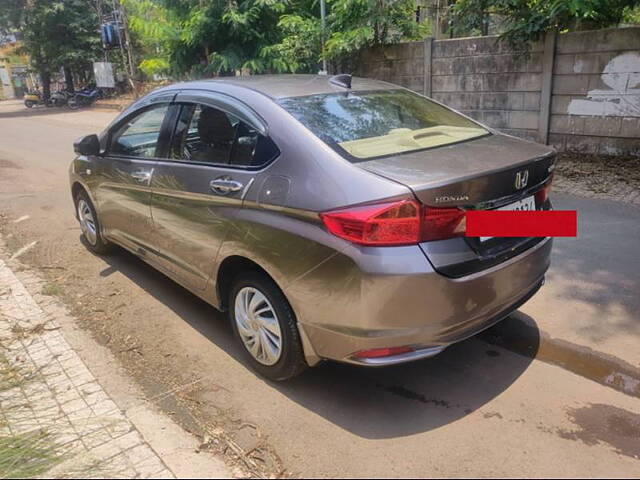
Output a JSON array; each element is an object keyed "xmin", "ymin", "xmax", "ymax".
[
  {"xmin": 119, "ymin": 1, "xmax": 137, "ymax": 86},
  {"xmin": 319, "ymin": 0, "xmax": 327, "ymax": 75},
  {"xmin": 96, "ymin": 0, "xmax": 108, "ymax": 62},
  {"xmin": 110, "ymin": 0, "xmax": 137, "ymax": 96}
]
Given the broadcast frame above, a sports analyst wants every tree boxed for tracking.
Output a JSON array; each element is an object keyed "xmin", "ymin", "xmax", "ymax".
[
  {"xmin": 325, "ymin": 0, "xmax": 428, "ymax": 70},
  {"xmin": 54, "ymin": 0, "xmax": 102, "ymax": 91},
  {"xmin": 0, "ymin": 0, "xmax": 101, "ymax": 97},
  {"xmin": 124, "ymin": 0, "xmax": 428, "ymax": 77},
  {"xmin": 451, "ymin": 0, "xmax": 640, "ymax": 50},
  {"xmin": 124, "ymin": 0, "xmax": 289, "ymax": 78},
  {"xmin": 263, "ymin": 0, "xmax": 429, "ymax": 73},
  {"xmin": 121, "ymin": 0, "xmax": 178, "ymax": 77}
]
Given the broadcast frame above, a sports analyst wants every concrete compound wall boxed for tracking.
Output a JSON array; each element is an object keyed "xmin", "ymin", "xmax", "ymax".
[{"xmin": 355, "ymin": 27, "xmax": 640, "ymax": 156}]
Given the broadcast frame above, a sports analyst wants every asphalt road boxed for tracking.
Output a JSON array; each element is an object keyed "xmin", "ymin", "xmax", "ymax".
[{"xmin": 0, "ymin": 99, "xmax": 639, "ymax": 478}]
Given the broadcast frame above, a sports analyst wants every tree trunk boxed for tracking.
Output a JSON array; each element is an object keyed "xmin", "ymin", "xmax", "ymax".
[
  {"xmin": 41, "ymin": 71, "xmax": 51, "ymax": 100},
  {"xmin": 63, "ymin": 64, "xmax": 75, "ymax": 92}
]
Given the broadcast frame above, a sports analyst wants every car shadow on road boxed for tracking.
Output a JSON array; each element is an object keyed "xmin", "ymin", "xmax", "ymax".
[{"xmin": 97, "ymin": 244, "xmax": 541, "ymax": 440}]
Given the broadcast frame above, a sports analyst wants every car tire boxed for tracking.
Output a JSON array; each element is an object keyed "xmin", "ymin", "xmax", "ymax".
[
  {"xmin": 229, "ymin": 271, "xmax": 307, "ymax": 381},
  {"xmin": 74, "ymin": 190, "xmax": 112, "ymax": 254}
]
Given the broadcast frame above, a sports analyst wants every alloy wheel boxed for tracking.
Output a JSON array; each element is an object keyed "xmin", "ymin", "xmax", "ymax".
[
  {"xmin": 234, "ymin": 287, "xmax": 283, "ymax": 366},
  {"xmin": 77, "ymin": 199, "xmax": 97, "ymax": 246}
]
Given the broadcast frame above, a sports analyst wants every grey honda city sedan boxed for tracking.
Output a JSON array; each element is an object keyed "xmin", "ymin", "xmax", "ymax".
[{"xmin": 70, "ymin": 74, "xmax": 555, "ymax": 380}]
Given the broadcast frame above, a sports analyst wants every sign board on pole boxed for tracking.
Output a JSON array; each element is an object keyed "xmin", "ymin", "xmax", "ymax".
[{"xmin": 93, "ymin": 62, "xmax": 115, "ymax": 88}]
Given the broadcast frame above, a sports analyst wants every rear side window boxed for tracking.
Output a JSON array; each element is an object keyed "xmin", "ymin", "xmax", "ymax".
[
  {"xmin": 170, "ymin": 103, "xmax": 279, "ymax": 168},
  {"xmin": 278, "ymin": 89, "xmax": 488, "ymax": 161},
  {"xmin": 109, "ymin": 105, "xmax": 169, "ymax": 158}
]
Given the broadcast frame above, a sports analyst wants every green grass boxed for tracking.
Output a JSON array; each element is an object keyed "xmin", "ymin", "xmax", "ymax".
[
  {"xmin": 0, "ymin": 430, "xmax": 63, "ymax": 479},
  {"xmin": 41, "ymin": 283, "xmax": 63, "ymax": 296},
  {"xmin": 0, "ymin": 354, "xmax": 65, "ymax": 478}
]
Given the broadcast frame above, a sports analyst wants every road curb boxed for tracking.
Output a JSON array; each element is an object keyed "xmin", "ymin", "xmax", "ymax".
[{"xmin": 480, "ymin": 312, "xmax": 640, "ymax": 399}]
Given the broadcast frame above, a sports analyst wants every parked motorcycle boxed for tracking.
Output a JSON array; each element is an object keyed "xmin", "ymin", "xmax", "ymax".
[
  {"xmin": 50, "ymin": 89, "xmax": 74, "ymax": 107},
  {"xmin": 68, "ymin": 87, "xmax": 103, "ymax": 109},
  {"xmin": 24, "ymin": 90, "xmax": 53, "ymax": 108}
]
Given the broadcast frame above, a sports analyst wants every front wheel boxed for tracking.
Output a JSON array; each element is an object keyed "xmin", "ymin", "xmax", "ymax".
[
  {"xmin": 229, "ymin": 272, "xmax": 307, "ymax": 381},
  {"xmin": 24, "ymin": 100, "xmax": 34, "ymax": 108},
  {"xmin": 74, "ymin": 190, "xmax": 112, "ymax": 254},
  {"xmin": 68, "ymin": 96, "xmax": 80, "ymax": 109}
]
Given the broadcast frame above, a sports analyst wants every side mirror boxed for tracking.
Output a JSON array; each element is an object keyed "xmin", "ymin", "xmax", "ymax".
[{"xmin": 74, "ymin": 134, "xmax": 100, "ymax": 156}]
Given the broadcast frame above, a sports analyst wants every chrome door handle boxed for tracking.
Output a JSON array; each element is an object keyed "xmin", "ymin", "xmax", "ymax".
[
  {"xmin": 210, "ymin": 178, "xmax": 243, "ymax": 195},
  {"xmin": 131, "ymin": 170, "xmax": 152, "ymax": 183}
]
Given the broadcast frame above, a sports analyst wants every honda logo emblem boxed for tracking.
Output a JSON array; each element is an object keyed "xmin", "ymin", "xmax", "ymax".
[{"xmin": 515, "ymin": 170, "xmax": 529, "ymax": 189}]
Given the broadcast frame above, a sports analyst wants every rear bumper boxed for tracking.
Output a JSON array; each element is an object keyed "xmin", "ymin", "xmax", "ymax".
[
  {"xmin": 289, "ymin": 237, "xmax": 552, "ymax": 366},
  {"xmin": 343, "ymin": 276, "xmax": 543, "ymax": 366}
]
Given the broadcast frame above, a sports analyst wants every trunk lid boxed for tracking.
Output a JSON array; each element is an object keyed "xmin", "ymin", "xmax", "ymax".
[
  {"xmin": 360, "ymin": 133, "xmax": 555, "ymax": 208},
  {"xmin": 359, "ymin": 133, "xmax": 556, "ymax": 278}
]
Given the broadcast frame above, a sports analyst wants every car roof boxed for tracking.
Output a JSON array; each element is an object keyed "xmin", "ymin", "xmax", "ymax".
[{"xmin": 166, "ymin": 74, "xmax": 402, "ymax": 100}]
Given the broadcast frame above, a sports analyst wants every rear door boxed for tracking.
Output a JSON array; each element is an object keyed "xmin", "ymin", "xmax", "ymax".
[
  {"xmin": 94, "ymin": 97, "xmax": 173, "ymax": 255},
  {"xmin": 149, "ymin": 92, "xmax": 279, "ymax": 290}
]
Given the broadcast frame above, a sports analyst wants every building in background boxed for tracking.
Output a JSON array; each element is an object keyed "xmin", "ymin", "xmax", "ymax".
[{"xmin": 0, "ymin": 33, "xmax": 32, "ymax": 99}]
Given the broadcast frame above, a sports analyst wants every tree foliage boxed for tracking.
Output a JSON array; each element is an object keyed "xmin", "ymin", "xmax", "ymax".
[
  {"xmin": 622, "ymin": 3, "xmax": 640, "ymax": 23},
  {"xmin": 262, "ymin": 0, "xmax": 428, "ymax": 72},
  {"xmin": 123, "ymin": 0, "xmax": 289, "ymax": 77},
  {"xmin": 0, "ymin": 0, "xmax": 101, "ymax": 94},
  {"xmin": 124, "ymin": 0, "xmax": 428, "ymax": 77},
  {"xmin": 451, "ymin": 0, "xmax": 640, "ymax": 50}
]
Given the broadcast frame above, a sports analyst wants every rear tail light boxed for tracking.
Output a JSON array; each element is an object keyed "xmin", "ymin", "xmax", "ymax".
[
  {"xmin": 353, "ymin": 346, "xmax": 415, "ymax": 359},
  {"xmin": 320, "ymin": 199, "xmax": 466, "ymax": 246},
  {"xmin": 535, "ymin": 174, "xmax": 553, "ymax": 207},
  {"xmin": 422, "ymin": 207, "xmax": 466, "ymax": 242},
  {"xmin": 319, "ymin": 200, "xmax": 421, "ymax": 246}
]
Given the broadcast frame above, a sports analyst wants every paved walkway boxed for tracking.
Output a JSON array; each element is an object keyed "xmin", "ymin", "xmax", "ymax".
[
  {"xmin": 0, "ymin": 258, "xmax": 175, "ymax": 478},
  {"xmin": 0, "ymin": 243, "xmax": 231, "ymax": 478}
]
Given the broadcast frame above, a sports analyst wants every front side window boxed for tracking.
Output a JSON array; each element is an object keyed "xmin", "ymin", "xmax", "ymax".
[
  {"xmin": 278, "ymin": 90, "xmax": 489, "ymax": 161},
  {"xmin": 109, "ymin": 105, "xmax": 169, "ymax": 158},
  {"xmin": 170, "ymin": 103, "xmax": 279, "ymax": 167}
]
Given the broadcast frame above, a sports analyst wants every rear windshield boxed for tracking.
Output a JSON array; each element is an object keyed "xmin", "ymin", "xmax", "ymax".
[{"xmin": 278, "ymin": 89, "xmax": 489, "ymax": 161}]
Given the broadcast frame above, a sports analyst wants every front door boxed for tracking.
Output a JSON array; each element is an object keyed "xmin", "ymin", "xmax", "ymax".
[
  {"xmin": 94, "ymin": 102, "xmax": 171, "ymax": 255},
  {"xmin": 150, "ymin": 97, "xmax": 276, "ymax": 290}
]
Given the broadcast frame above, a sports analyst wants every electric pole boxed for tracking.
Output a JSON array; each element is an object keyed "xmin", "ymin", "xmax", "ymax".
[
  {"xmin": 109, "ymin": 0, "xmax": 137, "ymax": 96},
  {"xmin": 320, "ymin": 0, "xmax": 327, "ymax": 75}
]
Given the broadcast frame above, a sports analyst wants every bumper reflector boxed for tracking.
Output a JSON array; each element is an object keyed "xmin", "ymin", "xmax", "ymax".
[{"xmin": 353, "ymin": 346, "xmax": 415, "ymax": 359}]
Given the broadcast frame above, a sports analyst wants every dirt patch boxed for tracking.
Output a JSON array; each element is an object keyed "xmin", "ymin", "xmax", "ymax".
[
  {"xmin": 0, "ymin": 159, "xmax": 20, "ymax": 169},
  {"xmin": 554, "ymin": 154, "xmax": 640, "ymax": 205},
  {"xmin": 558, "ymin": 403, "xmax": 640, "ymax": 460}
]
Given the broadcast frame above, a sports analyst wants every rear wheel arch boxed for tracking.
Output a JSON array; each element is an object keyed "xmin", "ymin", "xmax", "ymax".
[
  {"xmin": 221, "ymin": 257, "xmax": 310, "ymax": 379},
  {"xmin": 214, "ymin": 253, "xmax": 322, "ymax": 368},
  {"xmin": 216, "ymin": 255, "xmax": 279, "ymax": 312}
]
